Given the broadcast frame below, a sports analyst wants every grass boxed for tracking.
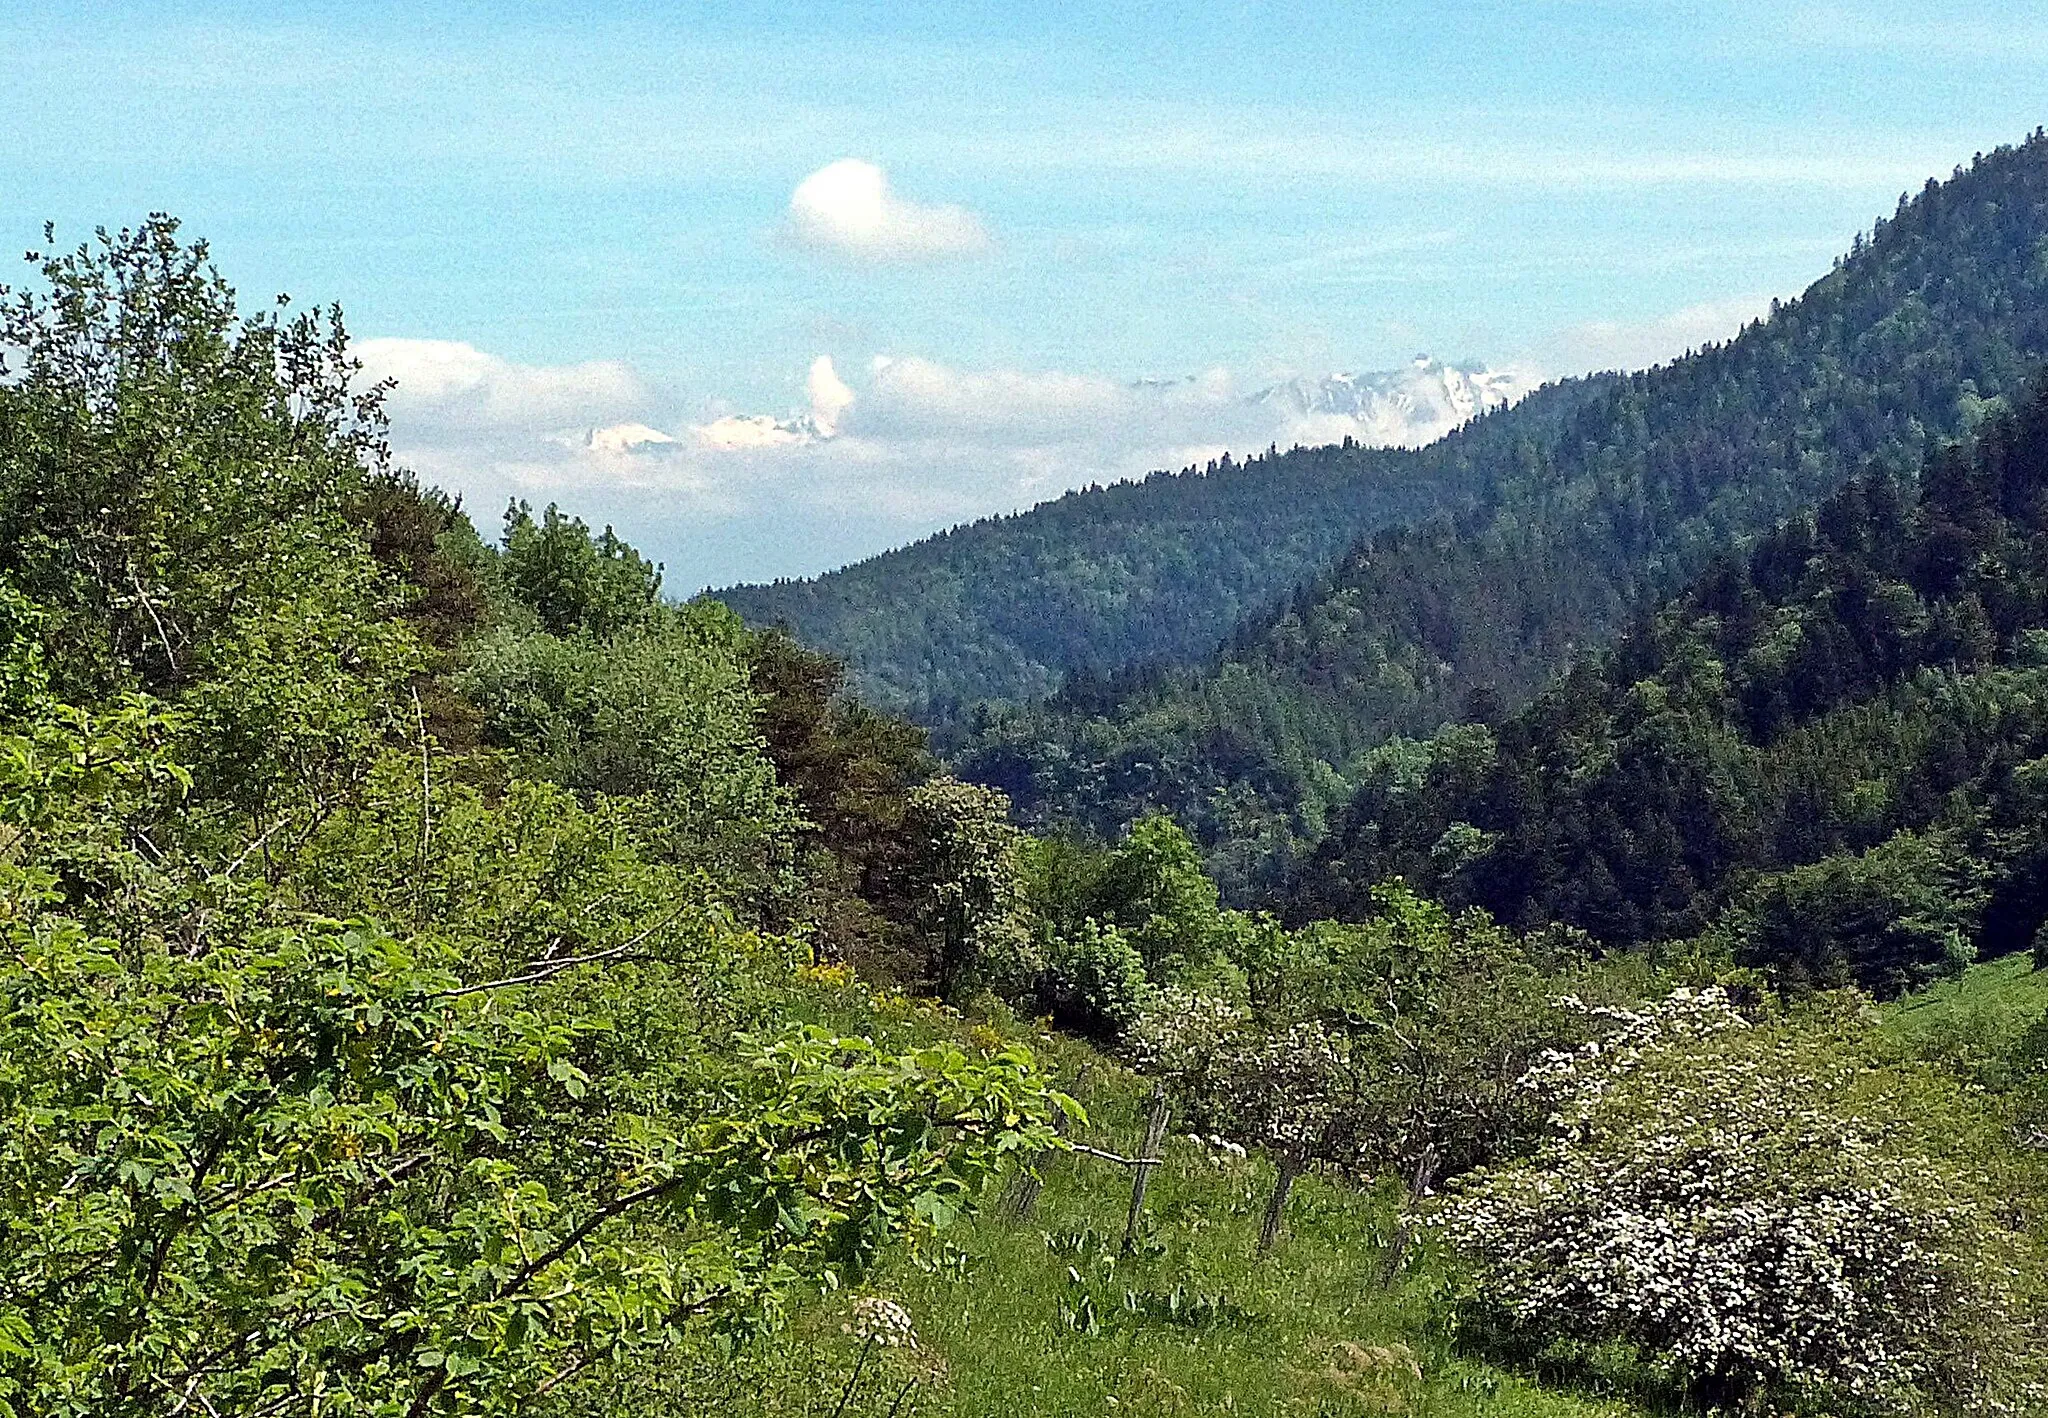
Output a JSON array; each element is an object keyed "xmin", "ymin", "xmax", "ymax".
[
  {"xmin": 1886, "ymin": 950, "xmax": 2048, "ymax": 1037},
  {"xmin": 731, "ymin": 1048, "xmax": 1639, "ymax": 1418},
  {"xmin": 1882, "ymin": 950, "xmax": 2048, "ymax": 1085},
  {"xmin": 710, "ymin": 957, "xmax": 2048, "ymax": 1418},
  {"xmin": 717, "ymin": 979, "xmax": 1648, "ymax": 1416}
]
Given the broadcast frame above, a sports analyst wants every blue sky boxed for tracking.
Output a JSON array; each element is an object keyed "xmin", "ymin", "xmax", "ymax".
[{"xmin": 6, "ymin": 1, "xmax": 2045, "ymax": 587}]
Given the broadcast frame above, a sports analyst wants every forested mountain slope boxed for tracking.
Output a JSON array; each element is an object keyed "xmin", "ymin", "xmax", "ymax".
[
  {"xmin": 718, "ymin": 360, "xmax": 1570, "ymax": 725},
  {"xmin": 960, "ymin": 131, "xmax": 2048, "ymax": 897},
  {"xmin": 1287, "ymin": 376, "xmax": 2048, "ymax": 994},
  {"xmin": 714, "ymin": 432, "xmax": 1479, "ymax": 722}
]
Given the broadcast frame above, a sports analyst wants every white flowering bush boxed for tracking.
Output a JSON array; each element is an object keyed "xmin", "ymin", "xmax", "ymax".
[
  {"xmin": 1129, "ymin": 889, "xmax": 1576, "ymax": 1257},
  {"xmin": 1130, "ymin": 986, "xmax": 1369, "ymax": 1250},
  {"xmin": 1128, "ymin": 988, "xmax": 1362, "ymax": 1161},
  {"xmin": 1248, "ymin": 888, "xmax": 1576, "ymax": 1185},
  {"xmin": 1431, "ymin": 989, "xmax": 2048, "ymax": 1414},
  {"xmin": 1127, "ymin": 988, "xmax": 1249, "ymax": 1109}
]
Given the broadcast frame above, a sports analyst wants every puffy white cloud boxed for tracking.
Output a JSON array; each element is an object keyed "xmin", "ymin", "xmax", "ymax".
[
  {"xmin": 785, "ymin": 159, "xmax": 989, "ymax": 262},
  {"xmin": 687, "ymin": 356, "xmax": 853, "ymax": 449},
  {"xmin": 353, "ymin": 340, "xmax": 707, "ymax": 530},
  {"xmin": 364, "ymin": 335, "xmax": 1532, "ymax": 586},
  {"xmin": 355, "ymin": 337, "xmax": 646, "ymax": 429},
  {"xmin": 806, "ymin": 355, "xmax": 855, "ymax": 435},
  {"xmin": 1531, "ymin": 293, "xmax": 1776, "ymax": 374}
]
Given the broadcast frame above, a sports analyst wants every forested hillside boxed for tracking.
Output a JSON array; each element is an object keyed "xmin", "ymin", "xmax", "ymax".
[
  {"xmin": 715, "ymin": 436, "xmax": 1462, "ymax": 721},
  {"xmin": 718, "ymin": 364, "xmax": 1585, "ymax": 725},
  {"xmin": 960, "ymin": 132, "xmax": 2048, "ymax": 897},
  {"xmin": 1288, "ymin": 374, "xmax": 2048, "ymax": 995}
]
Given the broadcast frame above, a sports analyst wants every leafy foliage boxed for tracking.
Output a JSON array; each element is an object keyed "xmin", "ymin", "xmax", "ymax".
[
  {"xmin": 499, "ymin": 502, "xmax": 663, "ymax": 640},
  {"xmin": 1728, "ymin": 830, "xmax": 1983, "ymax": 994},
  {"xmin": 0, "ymin": 217, "xmax": 395, "ymax": 702},
  {"xmin": 0, "ymin": 221, "xmax": 1070, "ymax": 1417},
  {"xmin": 1002, "ymin": 815, "xmax": 1248, "ymax": 1038},
  {"xmin": 0, "ymin": 888, "xmax": 1062, "ymax": 1415},
  {"xmin": 1135, "ymin": 887, "xmax": 1581, "ymax": 1193},
  {"xmin": 893, "ymin": 777, "xmax": 1030, "ymax": 1002},
  {"xmin": 455, "ymin": 603, "xmax": 797, "ymax": 896}
]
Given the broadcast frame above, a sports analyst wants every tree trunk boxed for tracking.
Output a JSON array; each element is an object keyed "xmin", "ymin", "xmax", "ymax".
[
  {"xmin": 1008, "ymin": 1064, "xmax": 1089, "ymax": 1222},
  {"xmin": 1007, "ymin": 1095, "xmax": 1072, "ymax": 1220},
  {"xmin": 1376, "ymin": 1144, "xmax": 1439, "ymax": 1285},
  {"xmin": 1258, "ymin": 1152, "xmax": 1302, "ymax": 1255},
  {"xmin": 1004, "ymin": 1158, "xmax": 1045, "ymax": 1221}
]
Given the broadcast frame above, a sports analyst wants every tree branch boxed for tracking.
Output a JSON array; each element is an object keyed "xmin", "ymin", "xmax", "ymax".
[
  {"xmin": 1067, "ymin": 1143, "xmax": 1164, "ymax": 1168},
  {"xmin": 436, "ymin": 904, "xmax": 694, "ymax": 998}
]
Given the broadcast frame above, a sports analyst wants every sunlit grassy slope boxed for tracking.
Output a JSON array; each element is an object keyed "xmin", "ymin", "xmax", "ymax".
[
  {"xmin": 1884, "ymin": 951, "xmax": 2048, "ymax": 1075},
  {"xmin": 751, "ymin": 1039, "xmax": 1636, "ymax": 1418}
]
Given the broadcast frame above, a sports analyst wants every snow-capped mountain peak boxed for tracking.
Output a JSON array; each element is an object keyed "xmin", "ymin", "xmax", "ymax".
[{"xmin": 1250, "ymin": 357, "xmax": 1532, "ymax": 448}]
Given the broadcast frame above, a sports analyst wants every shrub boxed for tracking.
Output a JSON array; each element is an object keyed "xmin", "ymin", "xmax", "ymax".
[
  {"xmin": 1728, "ymin": 831, "xmax": 1985, "ymax": 997},
  {"xmin": 1039, "ymin": 917, "xmax": 1151, "ymax": 1036},
  {"xmin": 1432, "ymin": 988, "xmax": 2048, "ymax": 1414}
]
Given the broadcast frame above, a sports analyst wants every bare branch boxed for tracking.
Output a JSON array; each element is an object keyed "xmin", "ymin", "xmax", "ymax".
[
  {"xmin": 1067, "ymin": 1143, "xmax": 1164, "ymax": 1168},
  {"xmin": 436, "ymin": 904, "xmax": 694, "ymax": 998}
]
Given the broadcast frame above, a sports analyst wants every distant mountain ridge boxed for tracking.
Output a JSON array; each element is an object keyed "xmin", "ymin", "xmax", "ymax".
[
  {"xmin": 718, "ymin": 357, "xmax": 1553, "ymax": 721},
  {"xmin": 955, "ymin": 132, "xmax": 2048, "ymax": 899}
]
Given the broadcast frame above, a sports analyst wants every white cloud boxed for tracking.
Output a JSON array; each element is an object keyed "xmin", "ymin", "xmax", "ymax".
[
  {"xmin": 356, "ymin": 337, "xmax": 646, "ymax": 429},
  {"xmin": 693, "ymin": 414, "xmax": 812, "ymax": 451},
  {"xmin": 365, "ymin": 334, "xmax": 1536, "ymax": 586},
  {"xmin": 1529, "ymin": 293, "xmax": 1778, "ymax": 374},
  {"xmin": 686, "ymin": 355, "xmax": 854, "ymax": 449},
  {"xmin": 806, "ymin": 355, "xmax": 855, "ymax": 434},
  {"xmin": 785, "ymin": 159, "xmax": 990, "ymax": 262},
  {"xmin": 354, "ymin": 339, "xmax": 706, "ymax": 531},
  {"xmin": 854, "ymin": 356, "xmax": 1135, "ymax": 440}
]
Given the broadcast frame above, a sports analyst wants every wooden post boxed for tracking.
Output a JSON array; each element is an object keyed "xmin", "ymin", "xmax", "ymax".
[
  {"xmin": 1257, "ymin": 1151, "xmax": 1302, "ymax": 1256},
  {"xmin": 1121, "ymin": 1081, "xmax": 1169, "ymax": 1252}
]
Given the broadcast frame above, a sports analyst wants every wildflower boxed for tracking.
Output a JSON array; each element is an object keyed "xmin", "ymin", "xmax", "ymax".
[{"xmin": 845, "ymin": 1295, "xmax": 919, "ymax": 1350}]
